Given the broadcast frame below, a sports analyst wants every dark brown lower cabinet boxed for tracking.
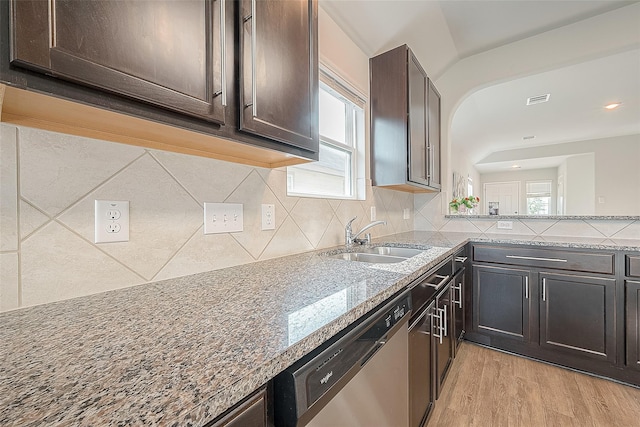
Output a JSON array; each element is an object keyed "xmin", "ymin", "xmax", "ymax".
[
  {"xmin": 473, "ymin": 265, "xmax": 531, "ymax": 342},
  {"xmin": 408, "ymin": 301, "xmax": 435, "ymax": 427},
  {"xmin": 539, "ymin": 272, "xmax": 616, "ymax": 363},
  {"xmin": 627, "ymin": 280, "xmax": 640, "ymax": 371},
  {"xmin": 467, "ymin": 244, "xmax": 640, "ymax": 387},
  {"xmin": 435, "ymin": 283, "xmax": 453, "ymax": 398}
]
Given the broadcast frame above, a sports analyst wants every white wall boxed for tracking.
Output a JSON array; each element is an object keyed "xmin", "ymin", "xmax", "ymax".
[
  {"xmin": 563, "ymin": 154, "xmax": 596, "ymax": 215},
  {"xmin": 432, "ymin": 4, "xmax": 640, "ymax": 210},
  {"xmin": 480, "ymin": 168, "xmax": 557, "ymax": 215},
  {"xmin": 478, "ymin": 134, "xmax": 640, "ymax": 215}
]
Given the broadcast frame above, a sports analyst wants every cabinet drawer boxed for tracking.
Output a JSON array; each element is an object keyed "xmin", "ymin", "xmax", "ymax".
[
  {"xmin": 473, "ymin": 245, "xmax": 614, "ymax": 274},
  {"xmin": 453, "ymin": 245, "xmax": 468, "ymax": 275},
  {"xmin": 627, "ymin": 255, "xmax": 640, "ymax": 278}
]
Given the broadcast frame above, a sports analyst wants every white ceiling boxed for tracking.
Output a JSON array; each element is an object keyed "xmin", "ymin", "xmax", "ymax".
[
  {"xmin": 457, "ymin": 48, "xmax": 640, "ymax": 170},
  {"xmin": 321, "ymin": 0, "xmax": 640, "ymax": 173}
]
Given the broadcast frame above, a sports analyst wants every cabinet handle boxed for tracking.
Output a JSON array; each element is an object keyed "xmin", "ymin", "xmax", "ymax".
[
  {"xmin": 432, "ymin": 310, "xmax": 443, "ymax": 344},
  {"xmin": 249, "ymin": 0, "xmax": 257, "ymax": 116},
  {"xmin": 542, "ymin": 278, "xmax": 547, "ymax": 301},
  {"xmin": 451, "ymin": 283, "xmax": 463, "ymax": 308},
  {"xmin": 219, "ymin": 0, "xmax": 227, "ymax": 106},
  {"xmin": 442, "ymin": 304, "xmax": 448, "ymax": 338},
  {"xmin": 425, "ymin": 274, "xmax": 450, "ymax": 289},
  {"xmin": 505, "ymin": 255, "xmax": 567, "ymax": 263},
  {"xmin": 455, "ymin": 256, "xmax": 468, "ymax": 263},
  {"xmin": 427, "ymin": 145, "xmax": 433, "ymax": 180},
  {"xmin": 525, "ymin": 276, "xmax": 529, "ymax": 299}
]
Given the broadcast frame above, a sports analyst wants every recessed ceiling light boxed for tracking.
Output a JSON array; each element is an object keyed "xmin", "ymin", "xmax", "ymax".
[
  {"xmin": 511, "ymin": 165, "xmax": 521, "ymax": 169},
  {"xmin": 604, "ymin": 102, "xmax": 622, "ymax": 110},
  {"xmin": 523, "ymin": 135, "xmax": 536, "ymax": 140},
  {"xmin": 526, "ymin": 94, "xmax": 550, "ymax": 105}
]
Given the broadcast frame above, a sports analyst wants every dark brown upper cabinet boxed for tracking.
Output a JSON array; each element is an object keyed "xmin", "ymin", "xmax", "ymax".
[
  {"xmin": 10, "ymin": 0, "xmax": 227, "ymax": 124},
  {"xmin": 370, "ymin": 44, "xmax": 441, "ymax": 193},
  {"xmin": 238, "ymin": 0, "xmax": 319, "ymax": 152},
  {"xmin": 2, "ymin": 0, "xmax": 319, "ymax": 167}
]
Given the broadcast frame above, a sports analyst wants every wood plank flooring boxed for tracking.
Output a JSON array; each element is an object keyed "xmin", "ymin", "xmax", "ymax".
[{"xmin": 429, "ymin": 342, "xmax": 640, "ymax": 427}]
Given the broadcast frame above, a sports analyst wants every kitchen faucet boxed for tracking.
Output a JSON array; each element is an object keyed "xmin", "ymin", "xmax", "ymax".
[{"xmin": 345, "ymin": 217, "xmax": 387, "ymax": 247}]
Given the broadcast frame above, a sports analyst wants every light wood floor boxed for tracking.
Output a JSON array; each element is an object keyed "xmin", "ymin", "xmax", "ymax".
[{"xmin": 429, "ymin": 342, "xmax": 640, "ymax": 427}]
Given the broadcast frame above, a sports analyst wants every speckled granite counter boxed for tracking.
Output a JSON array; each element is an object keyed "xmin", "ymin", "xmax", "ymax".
[{"xmin": 1, "ymin": 232, "xmax": 639, "ymax": 426}]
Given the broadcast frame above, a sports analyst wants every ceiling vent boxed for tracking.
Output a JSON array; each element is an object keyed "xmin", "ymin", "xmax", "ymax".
[{"xmin": 526, "ymin": 94, "xmax": 550, "ymax": 105}]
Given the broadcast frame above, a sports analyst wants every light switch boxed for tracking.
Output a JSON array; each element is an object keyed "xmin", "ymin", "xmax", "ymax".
[
  {"xmin": 370, "ymin": 206, "xmax": 377, "ymax": 221},
  {"xmin": 204, "ymin": 203, "xmax": 243, "ymax": 234},
  {"xmin": 403, "ymin": 208, "xmax": 410, "ymax": 220}
]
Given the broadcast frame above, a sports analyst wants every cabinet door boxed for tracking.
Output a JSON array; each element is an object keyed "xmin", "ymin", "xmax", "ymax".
[
  {"xmin": 408, "ymin": 302, "xmax": 435, "ymax": 427},
  {"xmin": 539, "ymin": 272, "xmax": 616, "ymax": 363},
  {"xmin": 473, "ymin": 265, "xmax": 531, "ymax": 342},
  {"xmin": 239, "ymin": 0, "xmax": 319, "ymax": 152},
  {"xmin": 451, "ymin": 269, "xmax": 466, "ymax": 351},
  {"xmin": 627, "ymin": 280, "xmax": 640, "ymax": 371},
  {"xmin": 427, "ymin": 79, "xmax": 441, "ymax": 190},
  {"xmin": 407, "ymin": 52, "xmax": 428, "ymax": 186},
  {"xmin": 435, "ymin": 283, "xmax": 453, "ymax": 398},
  {"xmin": 11, "ymin": 0, "xmax": 226, "ymax": 123}
]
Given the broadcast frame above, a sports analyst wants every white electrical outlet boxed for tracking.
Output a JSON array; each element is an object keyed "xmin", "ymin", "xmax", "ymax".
[
  {"xmin": 370, "ymin": 206, "xmax": 377, "ymax": 221},
  {"xmin": 261, "ymin": 204, "xmax": 275, "ymax": 230},
  {"xmin": 204, "ymin": 203, "xmax": 243, "ymax": 234},
  {"xmin": 403, "ymin": 208, "xmax": 410, "ymax": 220},
  {"xmin": 95, "ymin": 200, "xmax": 129, "ymax": 243},
  {"xmin": 497, "ymin": 220, "xmax": 513, "ymax": 230}
]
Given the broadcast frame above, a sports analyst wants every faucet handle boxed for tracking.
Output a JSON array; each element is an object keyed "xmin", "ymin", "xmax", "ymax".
[{"xmin": 346, "ymin": 216, "xmax": 357, "ymax": 230}]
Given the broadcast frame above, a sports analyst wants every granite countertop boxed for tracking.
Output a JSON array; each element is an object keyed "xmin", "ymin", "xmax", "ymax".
[{"xmin": 1, "ymin": 232, "xmax": 639, "ymax": 426}]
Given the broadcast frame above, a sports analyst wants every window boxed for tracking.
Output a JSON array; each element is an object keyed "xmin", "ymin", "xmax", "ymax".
[
  {"xmin": 526, "ymin": 180, "xmax": 552, "ymax": 215},
  {"xmin": 287, "ymin": 69, "xmax": 365, "ymax": 199}
]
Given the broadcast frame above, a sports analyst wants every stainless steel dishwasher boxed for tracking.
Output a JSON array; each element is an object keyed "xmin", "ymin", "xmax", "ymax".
[{"xmin": 274, "ymin": 292, "xmax": 411, "ymax": 427}]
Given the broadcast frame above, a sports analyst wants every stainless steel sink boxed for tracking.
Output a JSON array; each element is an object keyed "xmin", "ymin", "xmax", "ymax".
[
  {"xmin": 327, "ymin": 252, "xmax": 408, "ymax": 264},
  {"xmin": 326, "ymin": 246, "xmax": 425, "ymax": 264},
  {"xmin": 361, "ymin": 246, "xmax": 425, "ymax": 258}
]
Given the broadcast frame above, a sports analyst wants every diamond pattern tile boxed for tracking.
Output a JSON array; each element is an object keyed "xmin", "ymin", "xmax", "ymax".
[
  {"xmin": 18, "ymin": 126, "xmax": 144, "ymax": 216},
  {"xmin": 58, "ymin": 154, "xmax": 203, "ymax": 280},
  {"xmin": 225, "ymin": 170, "xmax": 287, "ymax": 259},
  {"xmin": 19, "ymin": 200, "xmax": 50, "ymax": 240},
  {"xmin": 0, "ymin": 124, "xmax": 18, "ymax": 251},
  {"xmin": 21, "ymin": 222, "xmax": 143, "ymax": 307},
  {"xmin": 290, "ymin": 198, "xmax": 334, "ymax": 247},
  {"xmin": 153, "ymin": 150, "xmax": 253, "ymax": 204},
  {"xmin": 154, "ymin": 230, "xmax": 255, "ymax": 281}
]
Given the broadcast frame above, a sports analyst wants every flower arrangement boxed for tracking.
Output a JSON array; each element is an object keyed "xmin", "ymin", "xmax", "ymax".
[{"xmin": 450, "ymin": 196, "xmax": 480, "ymax": 213}]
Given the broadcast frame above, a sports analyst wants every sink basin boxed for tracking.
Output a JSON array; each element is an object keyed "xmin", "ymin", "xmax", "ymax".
[
  {"xmin": 361, "ymin": 246, "xmax": 425, "ymax": 258},
  {"xmin": 327, "ymin": 252, "xmax": 408, "ymax": 264}
]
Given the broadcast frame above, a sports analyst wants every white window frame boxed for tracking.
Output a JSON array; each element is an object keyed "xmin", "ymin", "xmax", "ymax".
[
  {"xmin": 526, "ymin": 180, "xmax": 553, "ymax": 215},
  {"xmin": 287, "ymin": 66, "xmax": 366, "ymax": 200}
]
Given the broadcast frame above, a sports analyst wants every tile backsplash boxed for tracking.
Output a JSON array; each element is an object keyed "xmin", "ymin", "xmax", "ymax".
[
  {"xmin": 0, "ymin": 124, "xmax": 413, "ymax": 311},
  {"xmin": 2, "ymin": 123, "xmax": 637, "ymax": 312}
]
